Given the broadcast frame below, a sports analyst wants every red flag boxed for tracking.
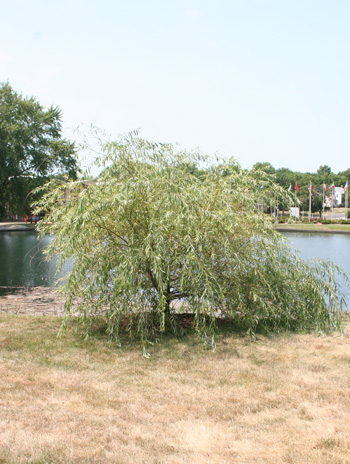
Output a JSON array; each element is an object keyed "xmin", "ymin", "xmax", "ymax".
[{"xmin": 295, "ymin": 183, "xmax": 298, "ymax": 192}]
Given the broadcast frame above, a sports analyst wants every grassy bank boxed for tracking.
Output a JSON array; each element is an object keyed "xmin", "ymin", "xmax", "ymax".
[
  {"xmin": 275, "ymin": 223, "xmax": 350, "ymax": 233},
  {"xmin": 0, "ymin": 315, "xmax": 350, "ymax": 463}
]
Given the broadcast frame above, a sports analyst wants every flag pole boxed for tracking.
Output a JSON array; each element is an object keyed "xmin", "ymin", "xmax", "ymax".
[
  {"xmin": 331, "ymin": 182, "xmax": 334, "ymax": 220},
  {"xmin": 308, "ymin": 182, "xmax": 312, "ymax": 222},
  {"xmin": 288, "ymin": 185, "xmax": 291, "ymax": 219},
  {"xmin": 322, "ymin": 182, "xmax": 325, "ymax": 219},
  {"xmin": 346, "ymin": 180, "xmax": 349, "ymax": 220}
]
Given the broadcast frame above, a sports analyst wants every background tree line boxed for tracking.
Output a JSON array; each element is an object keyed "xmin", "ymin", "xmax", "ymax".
[
  {"xmin": 1, "ymin": 81, "xmax": 349, "ymax": 219},
  {"xmin": 253, "ymin": 162, "xmax": 350, "ymax": 214}
]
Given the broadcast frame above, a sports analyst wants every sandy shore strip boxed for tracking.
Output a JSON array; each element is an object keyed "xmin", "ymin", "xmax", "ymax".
[
  {"xmin": 0, "ymin": 287, "xmax": 63, "ymax": 316},
  {"xmin": 0, "ymin": 222, "xmax": 35, "ymax": 231}
]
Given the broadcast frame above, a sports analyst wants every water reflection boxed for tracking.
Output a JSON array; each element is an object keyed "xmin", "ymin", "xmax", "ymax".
[{"xmin": 0, "ymin": 232, "xmax": 64, "ymax": 290}]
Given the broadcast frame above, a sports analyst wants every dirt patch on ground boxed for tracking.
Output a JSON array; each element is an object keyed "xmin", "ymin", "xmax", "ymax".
[
  {"xmin": 0, "ymin": 289, "xmax": 201, "ymax": 332},
  {"xmin": 0, "ymin": 287, "xmax": 63, "ymax": 316},
  {"xmin": 0, "ymin": 289, "xmax": 214, "ymax": 328}
]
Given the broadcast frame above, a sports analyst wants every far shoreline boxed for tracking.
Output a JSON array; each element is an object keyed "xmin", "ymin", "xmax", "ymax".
[
  {"xmin": 0, "ymin": 222, "xmax": 35, "ymax": 232},
  {"xmin": 1, "ymin": 221, "xmax": 350, "ymax": 234},
  {"xmin": 275, "ymin": 224, "xmax": 350, "ymax": 235}
]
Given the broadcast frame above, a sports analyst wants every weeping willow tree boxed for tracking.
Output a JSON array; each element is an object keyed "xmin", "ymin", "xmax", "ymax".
[{"xmin": 34, "ymin": 132, "xmax": 346, "ymax": 346}]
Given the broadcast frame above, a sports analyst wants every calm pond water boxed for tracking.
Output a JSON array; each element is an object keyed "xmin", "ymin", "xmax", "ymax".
[
  {"xmin": 281, "ymin": 232, "xmax": 350, "ymax": 307},
  {"xmin": 0, "ymin": 232, "xmax": 66, "ymax": 292},
  {"xmin": 0, "ymin": 231, "xmax": 349, "ymax": 305}
]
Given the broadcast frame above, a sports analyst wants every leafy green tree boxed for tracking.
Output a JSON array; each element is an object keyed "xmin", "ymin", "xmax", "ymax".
[
  {"xmin": 334, "ymin": 168, "xmax": 350, "ymax": 188},
  {"xmin": 309, "ymin": 186, "xmax": 323, "ymax": 215},
  {"xmin": 0, "ymin": 82, "xmax": 78, "ymax": 218},
  {"xmin": 317, "ymin": 165, "xmax": 332, "ymax": 177},
  {"xmin": 274, "ymin": 167, "xmax": 294, "ymax": 189},
  {"xmin": 252, "ymin": 162, "xmax": 276, "ymax": 175},
  {"xmin": 35, "ymin": 133, "xmax": 345, "ymax": 347}
]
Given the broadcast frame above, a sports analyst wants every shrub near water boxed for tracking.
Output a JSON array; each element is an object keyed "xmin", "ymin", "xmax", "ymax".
[{"xmin": 35, "ymin": 132, "xmax": 346, "ymax": 347}]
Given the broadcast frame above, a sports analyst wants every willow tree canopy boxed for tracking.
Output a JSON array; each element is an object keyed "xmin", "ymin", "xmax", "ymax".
[{"xmin": 35, "ymin": 132, "xmax": 345, "ymax": 347}]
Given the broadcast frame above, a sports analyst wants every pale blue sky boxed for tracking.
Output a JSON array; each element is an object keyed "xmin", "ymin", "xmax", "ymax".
[{"xmin": 1, "ymin": 0, "xmax": 349, "ymax": 174}]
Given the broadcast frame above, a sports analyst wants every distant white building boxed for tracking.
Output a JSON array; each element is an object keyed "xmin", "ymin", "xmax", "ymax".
[{"xmin": 324, "ymin": 187, "xmax": 344, "ymax": 208}]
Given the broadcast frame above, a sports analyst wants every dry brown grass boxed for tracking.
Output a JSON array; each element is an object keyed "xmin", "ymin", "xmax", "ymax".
[{"xmin": 0, "ymin": 315, "xmax": 350, "ymax": 464}]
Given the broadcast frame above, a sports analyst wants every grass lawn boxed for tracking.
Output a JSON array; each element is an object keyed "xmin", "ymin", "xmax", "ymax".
[{"xmin": 0, "ymin": 315, "xmax": 350, "ymax": 463}]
